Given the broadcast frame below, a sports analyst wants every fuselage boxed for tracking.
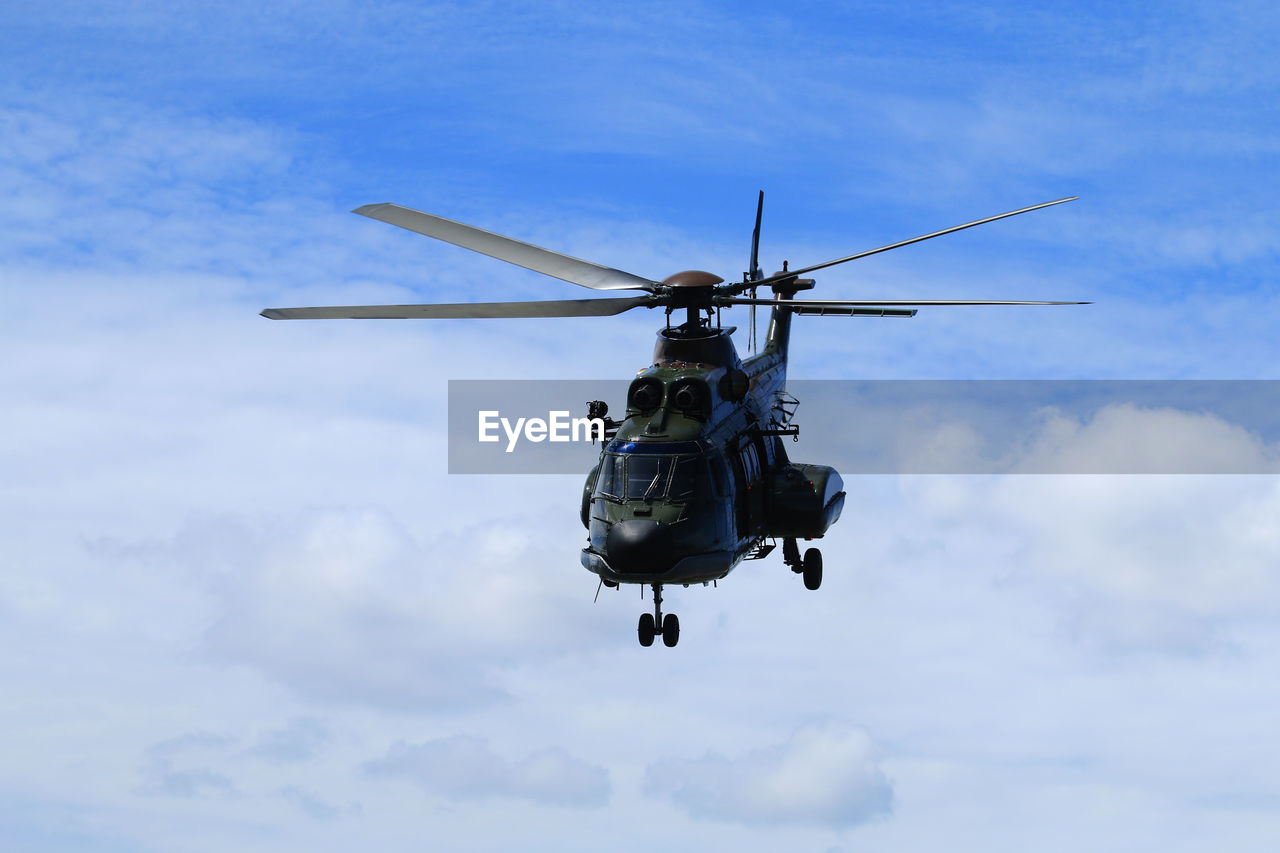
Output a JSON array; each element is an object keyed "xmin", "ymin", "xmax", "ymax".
[{"xmin": 580, "ymin": 300, "xmax": 844, "ymax": 586}]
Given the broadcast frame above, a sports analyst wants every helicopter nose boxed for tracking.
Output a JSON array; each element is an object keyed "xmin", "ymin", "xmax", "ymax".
[{"xmin": 605, "ymin": 519, "xmax": 676, "ymax": 574}]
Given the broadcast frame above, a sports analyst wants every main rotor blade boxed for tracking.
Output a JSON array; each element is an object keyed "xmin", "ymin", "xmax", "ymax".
[
  {"xmin": 354, "ymin": 203, "xmax": 659, "ymax": 292},
  {"xmin": 751, "ymin": 196, "xmax": 1078, "ymax": 289},
  {"xmin": 261, "ymin": 295, "xmax": 656, "ymax": 320},
  {"xmin": 719, "ymin": 298, "xmax": 1090, "ymax": 307},
  {"xmin": 791, "ymin": 306, "xmax": 918, "ymax": 317}
]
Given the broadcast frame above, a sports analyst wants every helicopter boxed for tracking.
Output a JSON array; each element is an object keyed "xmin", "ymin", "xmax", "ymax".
[{"xmin": 262, "ymin": 193, "xmax": 1085, "ymax": 647}]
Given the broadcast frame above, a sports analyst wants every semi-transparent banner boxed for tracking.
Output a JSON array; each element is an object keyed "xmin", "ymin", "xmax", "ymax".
[{"xmin": 447, "ymin": 380, "xmax": 1280, "ymax": 474}]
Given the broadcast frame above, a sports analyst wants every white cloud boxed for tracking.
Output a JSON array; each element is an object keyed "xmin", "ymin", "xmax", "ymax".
[
  {"xmin": 1011, "ymin": 402, "xmax": 1279, "ymax": 473},
  {"xmin": 154, "ymin": 506, "xmax": 625, "ymax": 711},
  {"xmin": 872, "ymin": 398, "xmax": 1280, "ymax": 474},
  {"xmin": 904, "ymin": 468, "xmax": 1280, "ymax": 652},
  {"xmin": 138, "ymin": 733, "xmax": 237, "ymax": 799},
  {"xmin": 277, "ymin": 785, "xmax": 357, "ymax": 822},
  {"xmin": 644, "ymin": 725, "xmax": 892, "ymax": 829},
  {"xmin": 364, "ymin": 736, "xmax": 610, "ymax": 808},
  {"xmin": 251, "ymin": 718, "xmax": 332, "ymax": 764}
]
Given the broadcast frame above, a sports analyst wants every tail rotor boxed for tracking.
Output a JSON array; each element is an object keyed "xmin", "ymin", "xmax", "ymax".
[{"xmin": 747, "ymin": 190, "xmax": 764, "ymax": 352}]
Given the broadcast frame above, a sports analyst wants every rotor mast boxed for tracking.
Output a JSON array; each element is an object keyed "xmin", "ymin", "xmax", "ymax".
[{"xmin": 659, "ymin": 270, "xmax": 723, "ymax": 333}]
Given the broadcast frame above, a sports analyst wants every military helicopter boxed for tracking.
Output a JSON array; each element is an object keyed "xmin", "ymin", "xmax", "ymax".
[{"xmin": 263, "ymin": 193, "xmax": 1084, "ymax": 647}]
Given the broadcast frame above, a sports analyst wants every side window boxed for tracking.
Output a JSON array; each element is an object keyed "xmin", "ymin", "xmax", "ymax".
[
  {"xmin": 596, "ymin": 454, "xmax": 623, "ymax": 498},
  {"xmin": 741, "ymin": 443, "xmax": 760, "ymax": 484}
]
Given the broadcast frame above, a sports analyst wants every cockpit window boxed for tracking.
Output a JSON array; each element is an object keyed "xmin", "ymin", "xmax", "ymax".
[
  {"xmin": 594, "ymin": 452, "xmax": 704, "ymax": 501},
  {"xmin": 669, "ymin": 457, "xmax": 699, "ymax": 498},
  {"xmin": 627, "ymin": 455, "xmax": 664, "ymax": 500}
]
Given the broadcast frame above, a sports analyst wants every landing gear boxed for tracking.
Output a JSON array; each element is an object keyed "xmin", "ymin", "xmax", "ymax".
[
  {"xmin": 662, "ymin": 613, "xmax": 680, "ymax": 647},
  {"xmin": 783, "ymin": 537, "xmax": 801, "ymax": 571},
  {"xmin": 784, "ymin": 538, "xmax": 823, "ymax": 590},
  {"xmin": 802, "ymin": 548, "xmax": 823, "ymax": 590},
  {"xmin": 638, "ymin": 612, "xmax": 656, "ymax": 646},
  {"xmin": 637, "ymin": 584, "xmax": 679, "ymax": 648}
]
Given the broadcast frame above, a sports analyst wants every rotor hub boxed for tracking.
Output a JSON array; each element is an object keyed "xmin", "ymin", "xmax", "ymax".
[
  {"xmin": 660, "ymin": 270, "xmax": 723, "ymax": 310},
  {"xmin": 661, "ymin": 270, "xmax": 724, "ymax": 289}
]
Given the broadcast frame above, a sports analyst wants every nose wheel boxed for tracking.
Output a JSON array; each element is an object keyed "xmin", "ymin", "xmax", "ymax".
[{"xmin": 637, "ymin": 584, "xmax": 680, "ymax": 647}]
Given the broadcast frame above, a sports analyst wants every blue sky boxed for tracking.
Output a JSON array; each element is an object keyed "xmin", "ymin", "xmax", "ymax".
[{"xmin": 4, "ymin": 2, "xmax": 1280, "ymax": 850}]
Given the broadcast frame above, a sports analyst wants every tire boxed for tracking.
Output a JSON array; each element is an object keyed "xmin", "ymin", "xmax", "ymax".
[
  {"xmin": 638, "ymin": 612, "xmax": 656, "ymax": 646},
  {"xmin": 803, "ymin": 548, "xmax": 823, "ymax": 591},
  {"xmin": 662, "ymin": 613, "xmax": 680, "ymax": 647}
]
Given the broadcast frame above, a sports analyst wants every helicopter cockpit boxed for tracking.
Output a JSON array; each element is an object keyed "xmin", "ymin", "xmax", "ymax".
[{"xmin": 593, "ymin": 442, "xmax": 706, "ymax": 503}]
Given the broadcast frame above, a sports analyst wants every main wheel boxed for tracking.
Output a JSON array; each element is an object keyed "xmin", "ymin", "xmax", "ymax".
[
  {"xmin": 638, "ymin": 612, "xmax": 656, "ymax": 646},
  {"xmin": 662, "ymin": 613, "xmax": 680, "ymax": 647},
  {"xmin": 803, "ymin": 548, "xmax": 823, "ymax": 591}
]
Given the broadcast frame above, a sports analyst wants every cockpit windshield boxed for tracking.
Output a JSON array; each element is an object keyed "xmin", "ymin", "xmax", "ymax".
[{"xmin": 595, "ymin": 452, "xmax": 702, "ymax": 501}]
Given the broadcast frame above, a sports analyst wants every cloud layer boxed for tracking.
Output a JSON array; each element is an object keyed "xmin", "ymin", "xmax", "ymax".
[
  {"xmin": 5, "ymin": 2, "xmax": 1280, "ymax": 851},
  {"xmin": 645, "ymin": 725, "xmax": 893, "ymax": 829},
  {"xmin": 366, "ymin": 737, "xmax": 610, "ymax": 808}
]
